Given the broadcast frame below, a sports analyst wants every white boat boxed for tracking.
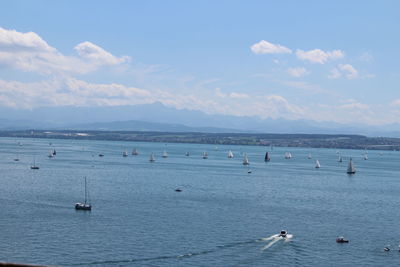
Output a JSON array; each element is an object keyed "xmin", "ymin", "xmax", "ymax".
[
  {"xmin": 185, "ymin": 152, "xmax": 190, "ymax": 156},
  {"xmin": 347, "ymin": 158, "xmax": 356, "ymax": 174},
  {"xmin": 363, "ymin": 153, "xmax": 368, "ymax": 160},
  {"xmin": 149, "ymin": 153, "xmax": 155, "ymax": 162},
  {"xmin": 243, "ymin": 153, "xmax": 250, "ymax": 165},
  {"xmin": 284, "ymin": 152, "xmax": 292, "ymax": 159},
  {"xmin": 202, "ymin": 151, "xmax": 208, "ymax": 159},
  {"xmin": 315, "ymin": 160, "xmax": 321, "ymax": 168},
  {"xmin": 132, "ymin": 148, "xmax": 139, "ymax": 155},
  {"xmin": 75, "ymin": 177, "xmax": 91, "ymax": 211},
  {"xmin": 122, "ymin": 150, "xmax": 128, "ymax": 157},
  {"xmin": 307, "ymin": 153, "xmax": 312, "ymax": 159},
  {"xmin": 227, "ymin": 150, "xmax": 234, "ymax": 158},
  {"xmin": 338, "ymin": 156, "xmax": 343, "ymax": 162},
  {"xmin": 48, "ymin": 150, "xmax": 54, "ymax": 158},
  {"xmin": 162, "ymin": 150, "xmax": 168, "ymax": 158}
]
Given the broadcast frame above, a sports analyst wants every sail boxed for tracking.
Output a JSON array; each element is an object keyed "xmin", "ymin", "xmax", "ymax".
[
  {"xmin": 347, "ymin": 158, "xmax": 356, "ymax": 174},
  {"xmin": 315, "ymin": 160, "xmax": 320, "ymax": 168},
  {"xmin": 264, "ymin": 152, "xmax": 270, "ymax": 162},
  {"xmin": 338, "ymin": 156, "xmax": 342, "ymax": 162},
  {"xmin": 228, "ymin": 150, "xmax": 234, "ymax": 158}
]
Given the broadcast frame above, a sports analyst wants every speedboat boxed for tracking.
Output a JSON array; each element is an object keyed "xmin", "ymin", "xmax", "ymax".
[
  {"xmin": 384, "ymin": 247, "xmax": 390, "ymax": 251},
  {"xmin": 336, "ymin": 237, "xmax": 349, "ymax": 243},
  {"xmin": 279, "ymin": 230, "xmax": 288, "ymax": 238}
]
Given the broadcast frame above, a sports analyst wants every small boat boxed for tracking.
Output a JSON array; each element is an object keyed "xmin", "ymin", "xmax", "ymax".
[
  {"xmin": 279, "ymin": 230, "xmax": 288, "ymax": 238},
  {"xmin": 307, "ymin": 153, "xmax": 312, "ymax": 159},
  {"xmin": 338, "ymin": 156, "xmax": 343, "ymax": 162},
  {"xmin": 149, "ymin": 153, "xmax": 155, "ymax": 162},
  {"xmin": 384, "ymin": 247, "xmax": 390, "ymax": 251},
  {"xmin": 75, "ymin": 177, "xmax": 91, "ymax": 211},
  {"xmin": 132, "ymin": 149, "xmax": 139, "ymax": 155},
  {"xmin": 315, "ymin": 160, "xmax": 321, "ymax": 168},
  {"xmin": 14, "ymin": 158, "xmax": 19, "ymax": 161},
  {"xmin": 347, "ymin": 158, "xmax": 356, "ymax": 174},
  {"xmin": 175, "ymin": 188, "xmax": 182, "ymax": 192},
  {"xmin": 336, "ymin": 237, "xmax": 349, "ymax": 243},
  {"xmin": 162, "ymin": 150, "xmax": 168, "ymax": 158},
  {"xmin": 123, "ymin": 150, "xmax": 128, "ymax": 157},
  {"xmin": 264, "ymin": 152, "xmax": 270, "ymax": 162},
  {"xmin": 48, "ymin": 150, "xmax": 54, "ymax": 158},
  {"xmin": 202, "ymin": 151, "xmax": 208, "ymax": 159},
  {"xmin": 30, "ymin": 158, "xmax": 39, "ymax": 169},
  {"xmin": 243, "ymin": 153, "xmax": 250, "ymax": 165},
  {"xmin": 98, "ymin": 153, "xmax": 104, "ymax": 157},
  {"xmin": 247, "ymin": 169, "xmax": 252, "ymax": 174},
  {"xmin": 363, "ymin": 153, "xmax": 368, "ymax": 160},
  {"xmin": 228, "ymin": 150, "xmax": 234, "ymax": 158},
  {"xmin": 52, "ymin": 149, "xmax": 56, "ymax": 156},
  {"xmin": 185, "ymin": 152, "xmax": 190, "ymax": 156}
]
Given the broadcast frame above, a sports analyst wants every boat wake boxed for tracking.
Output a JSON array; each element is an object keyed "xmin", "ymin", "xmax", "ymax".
[
  {"xmin": 260, "ymin": 234, "xmax": 293, "ymax": 251},
  {"xmin": 68, "ymin": 234, "xmax": 293, "ymax": 266}
]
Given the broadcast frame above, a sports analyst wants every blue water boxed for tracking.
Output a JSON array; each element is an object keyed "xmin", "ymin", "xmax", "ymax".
[{"xmin": 1, "ymin": 137, "xmax": 400, "ymax": 266}]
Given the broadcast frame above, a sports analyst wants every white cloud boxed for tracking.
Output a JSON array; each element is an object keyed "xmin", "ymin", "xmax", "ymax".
[
  {"xmin": 287, "ymin": 67, "xmax": 309, "ymax": 77},
  {"xmin": 0, "ymin": 27, "xmax": 129, "ymax": 75},
  {"xmin": 338, "ymin": 64, "xmax": 358, "ymax": 79},
  {"xmin": 296, "ymin": 49, "xmax": 344, "ymax": 64},
  {"xmin": 329, "ymin": 64, "xmax": 358, "ymax": 79},
  {"xmin": 250, "ymin": 40, "xmax": 292, "ymax": 54}
]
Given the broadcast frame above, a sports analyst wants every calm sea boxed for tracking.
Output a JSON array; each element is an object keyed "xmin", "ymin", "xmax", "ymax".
[{"xmin": 1, "ymin": 137, "xmax": 399, "ymax": 266}]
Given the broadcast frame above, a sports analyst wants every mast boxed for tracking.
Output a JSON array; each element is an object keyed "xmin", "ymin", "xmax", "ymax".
[{"xmin": 84, "ymin": 177, "xmax": 87, "ymax": 204}]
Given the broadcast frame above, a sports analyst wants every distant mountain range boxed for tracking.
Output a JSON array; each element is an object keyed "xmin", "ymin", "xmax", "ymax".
[{"xmin": 0, "ymin": 102, "xmax": 400, "ymax": 137}]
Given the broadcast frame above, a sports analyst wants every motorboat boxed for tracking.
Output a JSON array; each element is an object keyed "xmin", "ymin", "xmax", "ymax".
[
  {"xmin": 175, "ymin": 188, "xmax": 182, "ymax": 192},
  {"xmin": 336, "ymin": 237, "xmax": 349, "ymax": 243},
  {"xmin": 384, "ymin": 247, "xmax": 390, "ymax": 251},
  {"xmin": 279, "ymin": 230, "xmax": 288, "ymax": 238}
]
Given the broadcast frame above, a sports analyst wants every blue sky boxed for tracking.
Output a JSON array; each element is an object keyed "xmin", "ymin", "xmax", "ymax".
[{"xmin": 0, "ymin": 0, "xmax": 399, "ymax": 125}]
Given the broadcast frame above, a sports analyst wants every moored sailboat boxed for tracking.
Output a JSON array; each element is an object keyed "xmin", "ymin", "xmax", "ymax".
[
  {"xmin": 162, "ymin": 150, "xmax": 168, "ymax": 158},
  {"xmin": 30, "ymin": 158, "xmax": 39, "ymax": 169},
  {"xmin": 202, "ymin": 151, "xmax": 208, "ymax": 159},
  {"xmin": 75, "ymin": 177, "xmax": 91, "ymax": 211}
]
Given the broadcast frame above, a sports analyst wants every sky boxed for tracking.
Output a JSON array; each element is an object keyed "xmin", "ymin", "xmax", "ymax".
[{"xmin": 0, "ymin": 0, "xmax": 399, "ymax": 126}]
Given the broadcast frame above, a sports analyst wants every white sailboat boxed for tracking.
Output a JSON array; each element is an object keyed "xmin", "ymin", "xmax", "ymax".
[
  {"xmin": 338, "ymin": 155, "xmax": 343, "ymax": 162},
  {"xmin": 315, "ymin": 160, "xmax": 321, "ymax": 168},
  {"xmin": 75, "ymin": 177, "xmax": 91, "ymax": 211},
  {"xmin": 307, "ymin": 153, "xmax": 312, "ymax": 159},
  {"xmin": 347, "ymin": 158, "xmax": 356, "ymax": 174},
  {"xmin": 123, "ymin": 150, "xmax": 128, "ymax": 157},
  {"xmin": 132, "ymin": 148, "xmax": 139, "ymax": 155},
  {"xmin": 149, "ymin": 153, "xmax": 155, "ymax": 162},
  {"xmin": 285, "ymin": 152, "xmax": 292, "ymax": 159},
  {"xmin": 202, "ymin": 151, "xmax": 208, "ymax": 159},
  {"xmin": 243, "ymin": 153, "xmax": 250, "ymax": 165},
  {"xmin": 48, "ymin": 150, "xmax": 54, "ymax": 158},
  {"xmin": 162, "ymin": 150, "xmax": 168, "ymax": 158},
  {"xmin": 363, "ymin": 153, "xmax": 368, "ymax": 160},
  {"xmin": 228, "ymin": 150, "xmax": 234, "ymax": 158},
  {"xmin": 185, "ymin": 152, "xmax": 190, "ymax": 156}
]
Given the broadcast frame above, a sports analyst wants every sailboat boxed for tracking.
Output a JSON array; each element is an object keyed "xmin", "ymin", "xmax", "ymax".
[
  {"xmin": 243, "ymin": 153, "xmax": 250, "ymax": 165},
  {"xmin": 149, "ymin": 153, "xmax": 155, "ymax": 162},
  {"xmin": 338, "ymin": 155, "xmax": 343, "ymax": 162},
  {"xmin": 347, "ymin": 158, "xmax": 356, "ymax": 174},
  {"xmin": 185, "ymin": 152, "xmax": 190, "ymax": 156},
  {"xmin": 284, "ymin": 152, "xmax": 292, "ymax": 159},
  {"xmin": 75, "ymin": 177, "xmax": 91, "ymax": 211},
  {"xmin": 162, "ymin": 150, "xmax": 168, "ymax": 158},
  {"xmin": 30, "ymin": 158, "xmax": 39, "ymax": 169},
  {"xmin": 122, "ymin": 150, "xmax": 128, "ymax": 157},
  {"xmin": 264, "ymin": 152, "xmax": 270, "ymax": 162},
  {"xmin": 132, "ymin": 148, "xmax": 139, "ymax": 155},
  {"xmin": 48, "ymin": 150, "xmax": 54, "ymax": 158},
  {"xmin": 363, "ymin": 153, "xmax": 368, "ymax": 160},
  {"xmin": 315, "ymin": 160, "xmax": 321, "ymax": 168},
  {"xmin": 202, "ymin": 151, "xmax": 208, "ymax": 159},
  {"xmin": 228, "ymin": 150, "xmax": 234, "ymax": 158},
  {"xmin": 307, "ymin": 153, "xmax": 312, "ymax": 159},
  {"xmin": 52, "ymin": 149, "xmax": 56, "ymax": 156}
]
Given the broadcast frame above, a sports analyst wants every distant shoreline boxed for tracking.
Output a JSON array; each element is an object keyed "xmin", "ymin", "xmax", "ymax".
[{"xmin": 1, "ymin": 130, "xmax": 400, "ymax": 151}]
